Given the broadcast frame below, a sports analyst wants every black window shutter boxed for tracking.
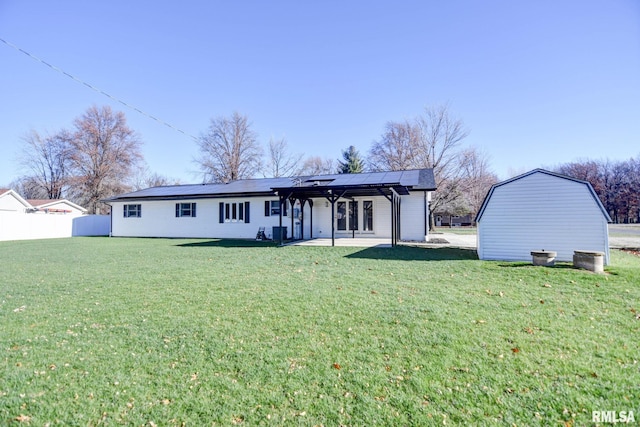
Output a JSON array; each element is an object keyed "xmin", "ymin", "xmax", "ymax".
[
  {"xmin": 192, "ymin": 203, "xmax": 196, "ymax": 217},
  {"xmin": 265, "ymin": 200, "xmax": 270, "ymax": 216},
  {"xmin": 123, "ymin": 205, "xmax": 127, "ymax": 218},
  {"xmin": 245, "ymin": 202, "xmax": 250, "ymax": 223},
  {"xmin": 138, "ymin": 204, "xmax": 142, "ymax": 218},
  {"xmin": 219, "ymin": 202, "xmax": 224, "ymax": 223},
  {"xmin": 175, "ymin": 203, "xmax": 180, "ymax": 217},
  {"xmin": 283, "ymin": 200, "xmax": 288, "ymax": 217}
]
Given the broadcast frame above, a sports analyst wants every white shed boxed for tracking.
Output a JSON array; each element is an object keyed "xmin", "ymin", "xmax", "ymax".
[{"xmin": 476, "ymin": 169, "xmax": 611, "ymax": 264}]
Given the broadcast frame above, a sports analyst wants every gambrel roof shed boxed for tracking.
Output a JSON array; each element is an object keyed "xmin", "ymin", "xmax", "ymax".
[{"xmin": 475, "ymin": 169, "xmax": 611, "ymax": 264}]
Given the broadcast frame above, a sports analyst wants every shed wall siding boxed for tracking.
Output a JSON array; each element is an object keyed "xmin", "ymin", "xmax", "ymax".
[{"xmin": 477, "ymin": 172, "xmax": 609, "ymax": 263}]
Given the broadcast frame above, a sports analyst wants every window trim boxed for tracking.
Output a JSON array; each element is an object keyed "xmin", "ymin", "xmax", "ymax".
[
  {"xmin": 123, "ymin": 204, "xmax": 141, "ymax": 218},
  {"xmin": 220, "ymin": 201, "xmax": 251, "ymax": 223},
  {"xmin": 265, "ymin": 200, "xmax": 288, "ymax": 217},
  {"xmin": 175, "ymin": 202, "xmax": 197, "ymax": 218},
  {"xmin": 363, "ymin": 200, "xmax": 374, "ymax": 232}
]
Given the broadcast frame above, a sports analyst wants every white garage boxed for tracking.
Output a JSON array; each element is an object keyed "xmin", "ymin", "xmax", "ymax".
[{"xmin": 476, "ymin": 169, "xmax": 611, "ymax": 264}]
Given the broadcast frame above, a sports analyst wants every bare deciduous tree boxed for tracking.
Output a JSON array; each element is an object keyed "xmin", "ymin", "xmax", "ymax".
[
  {"xmin": 368, "ymin": 104, "xmax": 474, "ymax": 228},
  {"xmin": 298, "ymin": 156, "xmax": 336, "ymax": 176},
  {"xmin": 368, "ymin": 120, "xmax": 421, "ymax": 172},
  {"xmin": 196, "ymin": 112, "xmax": 263, "ymax": 183},
  {"xmin": 130, "ymin": 164, "xmax": 181, "ymax": 190},
  {"xmin": 9, "ymin": 175, "xmax": 49, "ymax": 200},
  {"xmin": 457, "ymin": 147, "xmax": 499, "ymax": 219},
  {"xmin": 264, "ymin": 137, "xmax": 303, "ymax": 177},
  {"xmin": 68, "ymin": 105, "xmax": 142, "ymax": 214},
  {"xmin": 18, "ymin": 129, "xmax": 71, "ymax": 199}
]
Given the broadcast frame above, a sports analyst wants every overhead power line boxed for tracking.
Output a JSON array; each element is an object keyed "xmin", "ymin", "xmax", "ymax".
[{"xmin": 0, "ymin": 37, "xmax": 198, "ymax": 141}]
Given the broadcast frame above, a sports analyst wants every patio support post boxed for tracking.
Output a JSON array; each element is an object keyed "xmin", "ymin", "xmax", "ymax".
[
  {"xmin": 290, "ymin": 197, "xmax": 294, "ymax": 240},
  {"xmin": 324, "ymin": 190, "xmax": 347, "ymax": 247},
  {"xmin": 390, "ymin": 192, "xmax": 395, "ymax": 247},
  {"xmin": 308, "ymin": 199, "xmax": 313, "ymax": 239},
  {"xmin": 331, "ymin": 195, "xmax": 335, "ymax": 247},
  {"xmin": 278, "ymin": 195, "xmax": 284, "ymax": 245},
  {"xmin": 351, "ymin": 200, "xmax": 355, "ymax": 239},
  {"xmin": 299, "ymin": 199, "xmax": 306, "ymax": 240},
  {"xmin": 390, "ymin": 188, "xmax": 402, "ymax": 247}
]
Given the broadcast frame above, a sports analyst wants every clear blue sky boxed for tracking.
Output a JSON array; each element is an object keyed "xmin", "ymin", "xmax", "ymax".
[{"xmin": 1, "ymin": 1, "xmax": 639, "ymax": 187}]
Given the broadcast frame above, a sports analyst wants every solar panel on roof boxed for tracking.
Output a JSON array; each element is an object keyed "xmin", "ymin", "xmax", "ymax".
[
  {"xmin": 107, "ymin": 168, "xmax": 436, "ymax": 202},
  {"xmin": 365, "ymin": 173, "xmax": 383, "ymax": 184}
]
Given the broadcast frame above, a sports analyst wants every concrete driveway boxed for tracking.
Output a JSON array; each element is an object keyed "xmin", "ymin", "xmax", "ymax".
[{"xmin": 428, "ymin": 228, "xmax": 640, "ymax": 250}]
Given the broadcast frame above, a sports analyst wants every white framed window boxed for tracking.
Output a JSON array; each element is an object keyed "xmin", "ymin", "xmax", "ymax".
[
  {"xmin": 337, "ymin": 201, "xmax": 358, "ymax": 231},
  {"xmin": 175, "ymin": 203, "xmax": 196, "ymax": 217},
  {"xmin": 264, "ymin": 200, "xmax": 288, "ymax": 216},
  {"xmin": 219, "ymin": 202, "xmax": 250, "ymax": 223},
  {"xmin": 124, "ymin": 204, "xmax": 141, "ymax": 218},
  {"xmin": 363, "ymin": 200, "xmax": 374, "ymax": 231}
]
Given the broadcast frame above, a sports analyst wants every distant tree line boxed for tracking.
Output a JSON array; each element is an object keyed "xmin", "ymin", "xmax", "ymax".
[
  {"xmin": 12, "ymin": 104, "xmax": 500, "ymax": 223},
  {"xmin": 13, "ymin": 104, "xmax": 638, "ymax": 226},
  {"xmin": 196, "ymin": 105, "xmax": 498, "ymax": 228},
  {"xmin": 555, "ymin": 157, "xmax": 640, "ymax": 224}
]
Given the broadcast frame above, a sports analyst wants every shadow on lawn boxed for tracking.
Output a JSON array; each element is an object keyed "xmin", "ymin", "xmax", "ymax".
[
  {"xmin": 176, "ymin": 239, "xmax": 278, "ymax": 248},
  {"xmin": 346, "ymin": 246, "xmax": 478, "ymax": 261}
]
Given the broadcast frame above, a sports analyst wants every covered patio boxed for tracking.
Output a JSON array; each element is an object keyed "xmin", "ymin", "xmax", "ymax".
[{"xmin": 271, "ymin": 169, "xmax": 436, "ymax": 247}]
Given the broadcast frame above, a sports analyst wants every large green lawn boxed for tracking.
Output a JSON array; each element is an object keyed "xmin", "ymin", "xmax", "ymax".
[{"xmin": 1, "ymin": 238, "xmax": 639, "ymax": 426}]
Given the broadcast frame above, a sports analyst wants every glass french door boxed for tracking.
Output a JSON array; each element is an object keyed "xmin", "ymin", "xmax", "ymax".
[{"xmin": 337, "ymin": 201, "xmax": 359, "ymax": 231}]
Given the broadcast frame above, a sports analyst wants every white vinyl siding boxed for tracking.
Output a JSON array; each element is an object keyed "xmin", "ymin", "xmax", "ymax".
[
  {"xmin": 399, "ymin": 192, "xmax": 428, "ymax": 241},
  {"xmin": 477, "ymin": 171, "xmax": 609, "ymax": 264},
  {"xmin": 110, "ymin": 192, "xmax": 430, "ymax": 242},
  {"xmin": 111, "ymin": 197, "xmax": 292, "ymax": 239},
  {"xmin": 310, "ymin": 193, "xmax": 426, "ymax": 241}
]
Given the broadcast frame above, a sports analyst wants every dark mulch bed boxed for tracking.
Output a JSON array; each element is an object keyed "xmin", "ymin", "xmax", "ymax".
[{"xmin": 621, "ymin": 248, "xmax": 640, "ymax": 257}]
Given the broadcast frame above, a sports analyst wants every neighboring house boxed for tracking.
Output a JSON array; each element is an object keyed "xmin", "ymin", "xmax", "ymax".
[
  {"xmin": 0, "ymin": 188, "xmax": 31, "ymax": 214},
  {"xmin": 105, "ymin": 169, "xmax": 437, "ymax": 245},
  {"xmin": 434, "ymin": 213, "xmax": 474, "ymax": 227},
  {"xmin": 27, "ymin": 199, "xmax": 87, "ymax": 215},
  {"xmin": 476, "ymin": 169, "xmax": 611, "ymax": 264},
  {"xmin": 0, "ymin": 189, "xmax": 108, "ymax": 241}
]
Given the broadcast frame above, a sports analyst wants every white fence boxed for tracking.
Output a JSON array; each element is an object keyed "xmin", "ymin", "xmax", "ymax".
[
  {"xmin": 0, "ymin": 212, "xmax": 110, "ymax": 241},
  {"xmin": 72, "ymin": 215, "xmax": 110, "ymax": 236}
]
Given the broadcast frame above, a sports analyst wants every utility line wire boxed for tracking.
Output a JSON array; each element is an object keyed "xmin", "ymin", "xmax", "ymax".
[{"xmin": 0, "ymin": 37, "xmax": 198, "ymax": 141}]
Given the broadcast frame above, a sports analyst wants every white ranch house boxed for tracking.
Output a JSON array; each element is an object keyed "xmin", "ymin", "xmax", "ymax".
[
  {"xmin": 105, "ymin": 169, "xmax": 437, "ymax": 246},
  {"xmin": 476, "ymin": 169, "xmax": 611, "ymax": 264}
]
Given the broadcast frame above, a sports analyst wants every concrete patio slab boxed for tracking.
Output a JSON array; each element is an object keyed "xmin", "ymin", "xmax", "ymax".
[{"xmin": 286, "ymin": 238, "xmax": 392, "ymax": 248}]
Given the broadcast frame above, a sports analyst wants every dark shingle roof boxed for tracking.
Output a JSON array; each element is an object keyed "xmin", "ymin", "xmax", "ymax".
[{"xmin": 105, "ymin": 169, "xmax": 436, "ymax": 202}]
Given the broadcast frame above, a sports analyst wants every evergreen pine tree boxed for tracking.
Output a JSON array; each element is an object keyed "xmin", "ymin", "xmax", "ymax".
[{"xmin": 337, "ymin": 145, "xmax": 364, "ymax": 174}]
